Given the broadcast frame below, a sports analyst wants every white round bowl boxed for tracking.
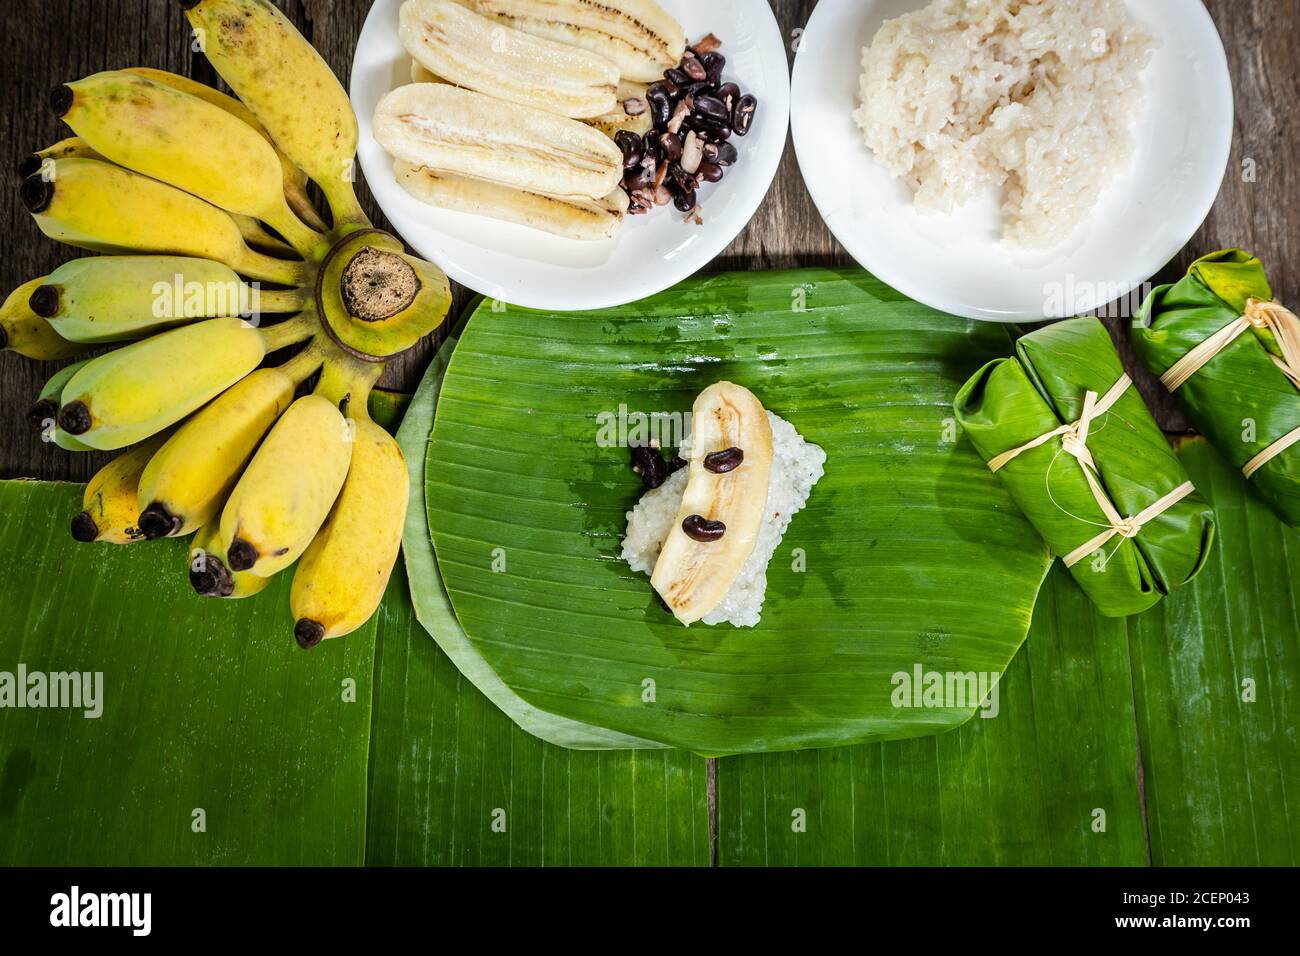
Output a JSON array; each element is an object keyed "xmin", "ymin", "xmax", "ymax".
[
  {"xmin": 790, "ymin": 0, "xmax": 1234, "ymax": 322},
  {"xmin": 351, "ymin": 0, "xmax": 790, "ymax": 311}
]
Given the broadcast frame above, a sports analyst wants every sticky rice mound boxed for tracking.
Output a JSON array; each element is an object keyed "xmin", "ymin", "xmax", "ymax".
[
  {"xmin": 853, "ymin": 0, "xmax": 1154, "ymax": 247},
  {"xmin": 622, "ymin": 412, "xmax": 826, "ymax": 628}
]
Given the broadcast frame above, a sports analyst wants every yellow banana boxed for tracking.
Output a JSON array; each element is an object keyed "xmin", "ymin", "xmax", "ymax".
[
  {"xmin": 188, "ymin": 520, "xmax": 271, "ymax": 599},
  {"xmin": 54, "ymin": 71, "xmax": 322, "ymax": 256},
  {"xmin": 125, "ymin": 66, "xmax": 327, "ymax": 232},
  {"xmin": 400, "ymin": 0, "xmax": 620, "ymax": 119},
  {"xmin": 137, "ymin": 345, "xmax": 322, "ymax": 539},
  {"xmin": 20, "ymin": 158, "xmax": 307, "ymax": 286},
  {"xmin": 290, "ymin": 418, "xmax": 407, "ymax": 647},
  {"xmin": 459, "ymin": 0, "xmax": 686, "ymax": 83},
  {"xmin": 30, "ymin": 255, "xmax": 302, "ymax": 344},
  {"xmin": 71, "ymin": 435, "xmax": 168, "ymax": 544},
  {"xmin": 57, "ymin": 314, "xmax": 309, "ymax": 450},
  {"xmin": 17, "ymin": 136, "xmax": 104, "ymax": 180},
  {"xmin": 182, "ymin": 0, "xmax": 368, "ymax": 229},
  {"xmin": 1, "ymin": 277, "xmax": 89, "ymax": 360},
  {"xmin": 219, "ymin": 393, "xmax": 353, "ymax": 578}
]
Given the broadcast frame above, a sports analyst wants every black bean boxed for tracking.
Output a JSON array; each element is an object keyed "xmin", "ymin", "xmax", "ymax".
[
  {"xmin": 702, "ymin": 52, "xmax": 726, "ymax": 86},
  {"xmin": 646, "ymin": 84, "xmax": 672, "ymax": 127},
  {"xmin": 631, "ymin": 445, "xmax": 668, "ymax": 489},
  {"xmin": 698, "ymin": 161, "xmax": 723, "ymax": 183},
  {"xmin": 694, "ymin": 95, "xmax": 729, "ymax": 125},
  {"xmin": 658, "ymin": 131, "xmax": 683, "ymax": 163},
  {"xmin": 702, "ymin": 142, "xmax": 719, "ymax": 162},
  {"xmin": 672, "ymin": 189, "xmax": 697, "ymax": 212},
  {"xmin": 715, "ymin": 141, "xmax": 738, "ymax": 166},
  {"xmin": 665, "ymin": 67, "xmax": 691, "ymax": 87},
  {"xmin": 615, "ymin": 130, "xmax": 644, "ymax": 169},
  {"xmin": 682, "ymin": 56, "xmax": 707, "ymax": 82},
  {"xmin": 623, "ymin": 97, "xmax": 646, "ymax": 116},
  {"xmin": 624, "ymin": 164, "xmax": 654, "ymax": 191},
  {"xmin": 642, "ymin": 129, "xmax": 660, "ymax": 157},
  {"xmin": 704, "ymin": 447, "xmax": 743, "ymax": 473},
  {"xmin": 733, "ymin": 94, "xmax": 757, "ymax": 135},
  {"xmin": 684, "ymin": 81, "xmax": 715, "ymax": 99},
  {"xmin": 686, "ymin": 115, "xmax": 731, "ymax": 140},
  {"xmin": 717, "ymin": 82, "xmax": 740, "ymax": 106},
  {"xmin": 682, "ymin": 514, "xmax": 726, "ymax": 542},
  {"xmin": 668, "ymin": 162, "xmax": 694, "ymax": 193},
  {"xmin": 668, "ymin": 455, "xmax": 688, "ymax": 474}
]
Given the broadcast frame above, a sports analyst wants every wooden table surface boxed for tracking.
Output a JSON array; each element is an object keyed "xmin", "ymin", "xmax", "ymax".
[{"xmin": 2, "ymin": 0, "xmax": 1296, "ymax": 482}]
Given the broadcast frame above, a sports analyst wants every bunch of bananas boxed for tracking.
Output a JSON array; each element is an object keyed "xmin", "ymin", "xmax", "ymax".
[{"xmin": 2, "ymin": 0, "xmax": 452, "ymax": 649}]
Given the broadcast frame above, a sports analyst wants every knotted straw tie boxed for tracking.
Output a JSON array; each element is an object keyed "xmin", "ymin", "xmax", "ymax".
[
  {"xmin": 1160, "ymin": 297, "xmax": 1300, "ymax": 480},
  {"xmin": 987, "ymin": 374, "xmax": 1196, "ymax": 568}
]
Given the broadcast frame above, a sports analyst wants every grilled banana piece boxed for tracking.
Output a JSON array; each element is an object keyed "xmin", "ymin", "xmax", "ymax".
[
  {"xmin": 459, "ymin": 0, "xmax": 686, "ymax": 83},
  {"xmin": 373, "ymin": 83, "xmax": 622, "ymax": 200},
  {"xmin": 394, "ymin": 161, "xmax": 627, "ymax": 240},
  {"xmin": 400, "ymin": 0, "xmax": 619, "ymax": 119},
  {"xmin": 650, "ymin": 383, "xmax": 775, "ymax": 626}
]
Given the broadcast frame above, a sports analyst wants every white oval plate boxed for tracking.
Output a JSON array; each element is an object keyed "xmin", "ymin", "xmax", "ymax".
[
  {"xmin": 791, "ymin": 0, "xmax": 1234, "ymax": 322},
  {"xmin": 352, "ymin": 0, "xmax": 789, "ymax": 311}
]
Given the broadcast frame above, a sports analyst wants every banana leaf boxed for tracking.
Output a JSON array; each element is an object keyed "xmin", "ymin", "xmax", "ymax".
[
  {"xmin": 1133, "ymin": 250, "xmax": 1300, "ymax": 524},
  {"xmin": 397, "ymin": 329, "xmax": 664, "ymax": 750},
  {"xmin": 0, "ymin": 482, "xmax": 375, "ymax": 865},
  {"xmin": 423, "ymin": 268, "xmax": 1052, "ymax": 756},
  {"xmin": 717, "ymin": 563, "xmax": 1147, "ymax": 865},
  {"xmin": 718, "ymin": 438, "xmax": 1299, "ymax": 866},
  {"xmin": 955, "ymin": 317, "xmax": 1215, "ymax": 617}
]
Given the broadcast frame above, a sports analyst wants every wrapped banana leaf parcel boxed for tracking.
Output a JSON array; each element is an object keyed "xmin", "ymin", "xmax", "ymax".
[
  {"xmin": 955, "ymin": 318, "xmax": 1215, "ymax": 617},
  {"xmin": 1133, "ymin": 249, "xmax": 1300, "ymax": 524}
]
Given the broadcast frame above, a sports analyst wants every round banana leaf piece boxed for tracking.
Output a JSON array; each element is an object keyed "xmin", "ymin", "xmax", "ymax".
[{"xmin": 425, "ymin": 269, "xmax": 1052, "ymax": 755}]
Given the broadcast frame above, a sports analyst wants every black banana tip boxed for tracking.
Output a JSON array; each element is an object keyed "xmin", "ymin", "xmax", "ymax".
[
  {"xmin": 28, "ymin": 284, "xmax": 60, "ymax": 318},
  {"xmin": 294, "ymin": 619, "xmax": 326, "ymax": 650},
  {"xmin": 27, "ymin": 399, "xmax": 57, "ymax": 431},
  {"xmin": 70, "ymin": 511, "xmax": 98, "ymax": 542},
  {"xmin": 226, "ymin": 538, "xmax": 258, "ymax": 572},
  {"xmin": 189, "ymin": 552, "xmax": 234, "ymax": 598},
  {"xmin": 16, "ymin": 154, "xmax": 43, "ymax": 180},
  {"xmin": 58, "ymin": 401, "xmax": 91, "ymax": 435},
  {"xmin": 138, "ymin": 503, "xmax": 182, "ymax": 540},
  {"xmin": 49, "ymin": 85, "xmax": 74, "ymax": 118},
  {"xmin": 20, "ymin": 175, "xmax": 55, "ymax": 214}
]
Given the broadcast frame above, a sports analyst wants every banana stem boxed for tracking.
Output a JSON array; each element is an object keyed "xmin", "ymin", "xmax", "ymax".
[
  {"xmin": 258, "ymin": 312, "xmax": 316, "ymax": 352},
  {"xmin": 231, "ymin": 246, "xmax": 310, "ymax": 287},
  {"xmin": 248, "ymin": 287, "xmax": 307, "ymax": 316},
  {"xmin": 276, "ymin": 337, "xmax": 327, "ymax": 385},
  {"xmin": 265, "ymin": 205, "xmax": 331, "ymax": 262},
  {"xmin": 285, "ymin": 183, "xmax": 329, "ymax": 233},
  {"xmin": 322, "ymin": 179, "xmax": 372, "ymax": 237},
  {"xmin": 314, "ymin": 349, "xmax": 383, "ymax": 418}
]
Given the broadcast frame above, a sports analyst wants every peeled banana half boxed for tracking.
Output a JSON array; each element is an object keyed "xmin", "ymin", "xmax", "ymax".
[
  {"xmin": 400, "ymin": 0, "xmax": 619, "ymax": 119},
  {"xmin": 459, "ymin": 0, "xmax": 686, "ymax": 83},
  {"xmin": 650, "ymin": 383, "xmax": 775, "ymax": 625},
  {"xmin": 373, "ymin": 83, "xmax": 623, "ymax": 201},
  {"xmin": 394, "ymin": 161, "xmax": 628, "ymax": 240}
]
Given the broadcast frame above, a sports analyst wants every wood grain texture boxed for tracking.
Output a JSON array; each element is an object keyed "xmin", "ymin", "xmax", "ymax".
[{"xmin": 1, "ymin": 0, "xmax": 1296, "ymax": 482}]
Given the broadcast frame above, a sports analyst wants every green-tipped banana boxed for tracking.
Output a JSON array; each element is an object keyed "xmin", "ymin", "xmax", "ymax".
[
  {"xmin": 188, "ymin": 521, "xmax": 271, "ymax": 599},
  {"xmin": 28, "ymin": 358, "xmax": 93, "ymax": 449},
  {"xmin": 219, "ymin": 393, "xmax": 354, "ymax": 578},
  {"xmin": 137, "ymin": 345, "xmax": 322, "ymax": 539},
  {"xmin": 56, "ymin": 315, "xmax": 309, "ymax": 450},
  {"xmin": 20, "ymin": 158, "xmax": 307, "ymax": 286},
  {"xmin": 182, "ymin": 0, "xmax": 368, "ymax": 230},
  {"xmin": 71, "ymin": 435, "xmax": 168, "ymax": 544},
  {"xmin": 291, "ymin": 414, "xmax": 408, "ymax": 647},
  {"xmin": 53, "ymin": 71, "xmax": 323, "ymax": 257},
  {"xmin": 1, "ymin": 277, "xmax": 89, "ymax": 360},
  {"xmin": 30, "ymin": 256, "xmax": 302, "ymax": 344},
  {"xmin": 16, "ymin": 136, "xmax": 105, "ymax": 180},
  {"xmin": 124, "ymin": 66, "xmax": 327, "ymax": 232}
]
